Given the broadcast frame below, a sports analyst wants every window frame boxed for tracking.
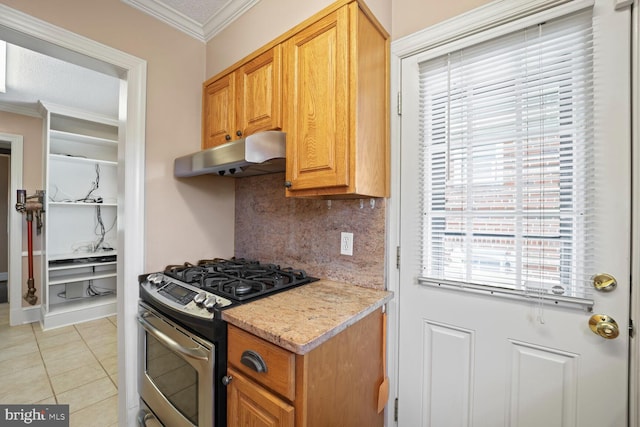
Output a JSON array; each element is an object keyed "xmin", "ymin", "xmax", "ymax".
[{"xmin": 417, "ymin": 12, "xmax": 594, "ymax": 300}]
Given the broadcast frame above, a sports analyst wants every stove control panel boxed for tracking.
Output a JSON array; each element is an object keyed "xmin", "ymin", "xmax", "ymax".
[{"xmin": 141, "ymin": 273, "xmax": 232, "ymax": 319}]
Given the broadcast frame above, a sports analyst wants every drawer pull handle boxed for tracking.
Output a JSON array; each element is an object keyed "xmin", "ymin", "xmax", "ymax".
[{"xmin": 241, "ymin": 350, "xmax": 268, "ymax": 373}]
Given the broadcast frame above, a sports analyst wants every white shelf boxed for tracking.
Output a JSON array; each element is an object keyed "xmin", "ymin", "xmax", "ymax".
[
  {"xmin": 48, "ymin": 152, "xmax": 118, "ymax": 203},
  {"xmin": 49, "ymin": 129, "xmax": 117, "ymax": 163},
  {"xmin": 50, "ymin": 129, "xmax": 118, "ymax": 146},
  {"xmin": 48, "ymin": 294, "xmax": 117, "ymax": 314},
  {"xmin": 49, "ymin": 153, "xmax": 117, "ymax": 167},
  {"xmin": 41, "ymin": 102, "xmax": 119, "ymax": 327},
  {"xmin": 49, "ymin": 260, "xmax": 117, "ymax": 272},
  {"xmin": 48, "ymin": 201, "xmax": 117, "ymax": 207},
  {"xmin": 48, "ymin": 251, "xmax": 117, "ymax": 261},
  {"xmin": 42, "ymin": 294, "xmax": 117, "ymax": 330},
  {"xmin": 48, "ymin": 269, "xmax": 117, "ymax": 285}
]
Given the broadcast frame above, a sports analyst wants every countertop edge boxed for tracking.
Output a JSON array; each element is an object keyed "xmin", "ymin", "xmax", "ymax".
[
  {"xmin": 294, "ymin": 291, "xmax": 393, "ymax": 353},
  {"xmin": 223, "ymin": 288, "xmax": 393, "ymax": 355}
]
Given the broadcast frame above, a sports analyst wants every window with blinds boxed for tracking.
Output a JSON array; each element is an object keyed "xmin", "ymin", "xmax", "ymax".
[{"xmin": 419, "ymin": 10, "xmax": 594, "ymax": 300}]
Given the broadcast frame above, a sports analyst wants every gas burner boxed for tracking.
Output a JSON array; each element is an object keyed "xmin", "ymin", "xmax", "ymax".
[
  {"xmin": 201, "ymin": 276, "xmax": 228, "ymax": 289},
  {"xmin": 164, "ymin": 262, "xmax": 195, "ymax": 271},
  {"xmin": 166, "ymin": 257, "xmax": 319, "ymax": 302},
  {"xmin": 227, "ymin": 280, "xmax": 256, "ymax": 296},
  {"xmin": 165, "ymin": 265, "xmax": 210, "ymax": 283},
  {"xmin": 201, "ymin": 277, "xmax": 266, "ymax": 300}
]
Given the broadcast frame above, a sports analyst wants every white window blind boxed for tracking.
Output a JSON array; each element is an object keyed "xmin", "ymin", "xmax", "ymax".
[{"xmin": 418, "ymin": 10, "xmax": 594, "ymax": 301}]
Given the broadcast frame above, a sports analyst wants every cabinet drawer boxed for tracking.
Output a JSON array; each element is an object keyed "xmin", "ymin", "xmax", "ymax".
[{"xmin": 228, "ymin": 325, "xmax": 295, "ymax": 401}]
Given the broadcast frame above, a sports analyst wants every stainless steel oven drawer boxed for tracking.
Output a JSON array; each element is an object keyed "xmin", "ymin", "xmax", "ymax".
[{"xmin": 138, "ymin": 302, "xmax": 215, "ymax": 427}]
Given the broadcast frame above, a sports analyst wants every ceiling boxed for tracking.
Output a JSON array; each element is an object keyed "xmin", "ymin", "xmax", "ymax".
[
  {"xmin": 121, "ymin": 0, "xmax": 261, "ymax": 42},
  {"xmin": 0, "ymin": 0, "xmax": 259, "ymax": 119},
  {"xmin": 0, "ymin": 42, "xmax": 120, "ymax": 118}
]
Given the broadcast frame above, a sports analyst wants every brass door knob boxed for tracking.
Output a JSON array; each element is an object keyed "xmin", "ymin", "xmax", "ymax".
[
  {"xmin": 592, "ymin": 273, "xmax": 617, "ymax": 292},
  {"xmin": 588, "ymin": 314, "xmax": 620, "ymax": 339}
]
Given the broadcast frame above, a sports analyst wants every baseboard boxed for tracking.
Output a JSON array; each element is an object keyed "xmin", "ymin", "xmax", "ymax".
[
  {"xmin": 0, "ymin": 272, "xmax": 7, "ymax": 281},
  {"xmin": 10, "ymin": 305, "xmax": 42, "ymax": 326}
]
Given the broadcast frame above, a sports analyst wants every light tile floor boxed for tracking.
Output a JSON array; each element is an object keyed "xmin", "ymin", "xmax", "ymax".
[{"xmin": 0, "ymin": 303, "xmax": 119, "ymax": 426}]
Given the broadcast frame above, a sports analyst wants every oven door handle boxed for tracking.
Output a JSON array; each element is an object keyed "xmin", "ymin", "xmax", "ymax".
[{"xmin": 137, "ymin": 314, "xmax": 209, "ymax": 361}]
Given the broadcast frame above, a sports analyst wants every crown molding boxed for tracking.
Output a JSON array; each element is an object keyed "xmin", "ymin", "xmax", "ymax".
[
  {"xmin": 0, "ymin": 100, "xmax": 41, "ymax": 117},
  {"xmin": 203, "ymin": 0, "xmax": 260, "ymax": 41},
  {"xmin": 392, "ymin": 0, "xmax": 582, "ymax": 59},
  {"xmin": 122, "ymin": 0, "xmax": 260, "ymax": 42}
]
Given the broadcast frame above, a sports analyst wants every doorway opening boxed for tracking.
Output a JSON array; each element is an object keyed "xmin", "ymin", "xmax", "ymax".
[
  {"xmin": 0, "ymin": 133, "xmax": 23, "ymax": 324},
  {"xmin": 0, "ymin": 145, "xmax": 10, "ymax": 304},
  {"xmin": 0, "ymin": 5, "xmax": 146, "ymax": 424}
]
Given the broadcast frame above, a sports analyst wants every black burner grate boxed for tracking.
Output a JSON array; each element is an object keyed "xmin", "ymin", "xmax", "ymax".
[{"xmin": 163, "ymin": 258, "xmax": 318, "ymax": 302}]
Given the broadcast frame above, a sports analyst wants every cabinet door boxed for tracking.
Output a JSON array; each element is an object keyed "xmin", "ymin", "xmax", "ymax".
[
  {"xmin": 283, "ymin": 7, "xmax": 350, "ymax": 191},
  {"xmin": 203, "ymin": 73, "xmax": 236, "ymax": 148},
  {"xmin": 227, "ymin": 368, "xmax": 294, "ymax": 427},
  {"xmin": 236, "ymin": 46, "xmax": 282, "ymax": 138}
]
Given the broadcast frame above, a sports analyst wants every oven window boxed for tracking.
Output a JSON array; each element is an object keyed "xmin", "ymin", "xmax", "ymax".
[{"xmin": 146, "ymin": 334, "xmax": 198, "ymax": 424}]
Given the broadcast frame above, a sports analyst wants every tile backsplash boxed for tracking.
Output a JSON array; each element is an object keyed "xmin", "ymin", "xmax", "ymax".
[{"xmin": 235, "ymin": 173, "xmax": 386, "ymax": 289}]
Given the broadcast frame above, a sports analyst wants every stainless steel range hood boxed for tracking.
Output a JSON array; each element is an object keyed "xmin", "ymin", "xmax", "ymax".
[{"xmin": 174, "ymin": 131, "xmax": 286, "ymax": 178}]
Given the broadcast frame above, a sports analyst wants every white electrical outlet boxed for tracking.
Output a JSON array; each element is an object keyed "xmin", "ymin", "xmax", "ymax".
[{"xmin": 341, "ymin": 232, "xmax": 354, "ymax": 256}]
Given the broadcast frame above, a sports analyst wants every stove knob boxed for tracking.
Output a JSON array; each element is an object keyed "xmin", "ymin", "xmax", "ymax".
[
  {"xmin": 147, "ymin": 273, "xmax": 163, "ymax": 287},
  {"xmin": 193, "ymin": 292, "xmax": 207, "ymax": 306},
  {"xmin": 203, "ymin": 296, "xmax": 218, "ymax": 310}
]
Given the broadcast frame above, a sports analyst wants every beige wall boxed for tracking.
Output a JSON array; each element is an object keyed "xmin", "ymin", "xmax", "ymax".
[
  {"xmin": 0, "ymin": 111, "xmax": 44, "ymax": 304},
  {"xmin": 392, "ymin": 0, "xmax": 493, "ymax": 40},
  {"xmin": 1, "ymin": 0, "xmax": 236, "ymax": 272},
  {"xmin": 0, "ymin": 112, "xmax": 42, "ymax": 199}
]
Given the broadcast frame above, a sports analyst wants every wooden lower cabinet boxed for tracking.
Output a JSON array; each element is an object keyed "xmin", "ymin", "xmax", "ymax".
[
  {"xmin": 227, "ymin": 367, "xmax": 295, "ymax": 427},
  {"xmin": 226, "ymin": 310, "xmax": 384, "ymax": 427}
]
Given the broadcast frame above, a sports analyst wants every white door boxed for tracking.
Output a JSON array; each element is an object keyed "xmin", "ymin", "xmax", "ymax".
[{"xmin": 397, "ymin": 2, "xmax": 631, "ymax": 426}]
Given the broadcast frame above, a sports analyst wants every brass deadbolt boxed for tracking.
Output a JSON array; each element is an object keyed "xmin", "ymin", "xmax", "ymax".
[
  {"xmin": 588, "ymin": 314, "xmax": 620, "ymax": 339},
  {"xmin": 592, "ymin": 273, "xmax": 617, "ymax": 292}
]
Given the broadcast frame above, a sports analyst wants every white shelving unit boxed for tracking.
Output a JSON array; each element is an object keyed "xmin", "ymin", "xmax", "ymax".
[{"xmin": 40, "ymin": 101, "xmax": 119, "ymax": 329}]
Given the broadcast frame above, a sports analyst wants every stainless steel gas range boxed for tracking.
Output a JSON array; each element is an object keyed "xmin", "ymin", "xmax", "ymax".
[{"xmin": 136, "ymin": 258, "xmax": 318, "ymax": 427}]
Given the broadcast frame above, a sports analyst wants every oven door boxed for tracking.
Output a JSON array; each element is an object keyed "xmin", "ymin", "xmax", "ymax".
[{"xmin": 138, "ymin": 302, "xmax": 214, "ymax": 427}]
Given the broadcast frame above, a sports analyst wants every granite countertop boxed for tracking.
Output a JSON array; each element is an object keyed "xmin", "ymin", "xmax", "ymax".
[{"xmin": 222, "ymin": 279, "xmax": 393, "ymax": 355}]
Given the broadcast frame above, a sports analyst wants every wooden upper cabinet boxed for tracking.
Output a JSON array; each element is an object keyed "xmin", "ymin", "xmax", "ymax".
[
  {"xmin": 283, "ymin": 8, "xmax": 350, "ymax": 193},
  {"xmin": 203, "ymin": 73, "xmax": 236, "ymax": 148},
  {"xmin": 203, "ymin": 46, "xmax": 282, "ymax": 149},
  {"xmin": 200, "ymin": 0, "xmax": 389, "ymax": 197},
  {"xmin": 237, "ymin": 46, "xmax": 282, "ymax": 139},
  {"xmin": 283, "ymin": 1, "xmax": 389, "ymax": 198}
]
